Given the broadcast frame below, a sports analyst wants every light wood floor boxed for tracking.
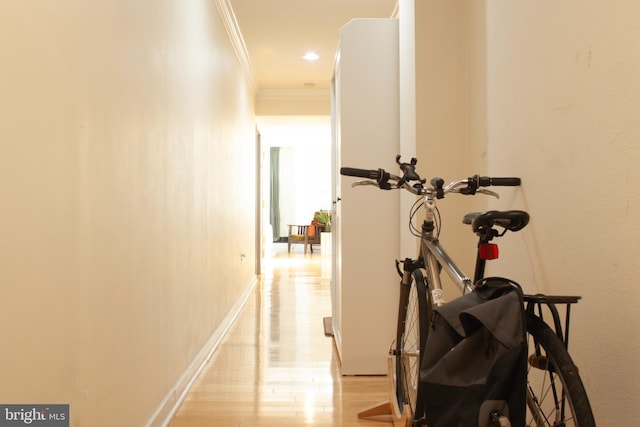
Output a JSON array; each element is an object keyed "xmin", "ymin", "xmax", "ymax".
[{"xmin": 169, "ymin": 245, "xmax": 393, "ymax": 427}]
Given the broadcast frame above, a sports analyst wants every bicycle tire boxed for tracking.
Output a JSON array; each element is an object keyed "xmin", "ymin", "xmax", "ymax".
[
  {"xmin": 526, "ymin": 315, "xmax": 595, "ymax": 427},
  {"xmin": 393, "ymin": 269, "xmax": 430, "ymax": 424}
]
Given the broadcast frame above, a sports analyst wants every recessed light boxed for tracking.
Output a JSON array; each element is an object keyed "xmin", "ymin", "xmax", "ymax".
[{"xmin": 303, "ymin": 51, "xmax": 319, "ymax": 61}]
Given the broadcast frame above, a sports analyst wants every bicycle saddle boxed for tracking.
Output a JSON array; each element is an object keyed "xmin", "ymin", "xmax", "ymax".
[{"xmin": 463, "ymin": 210, "xmax": 530, "ymax": 233}]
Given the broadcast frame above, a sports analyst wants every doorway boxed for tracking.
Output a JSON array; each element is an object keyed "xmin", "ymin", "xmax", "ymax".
[{"xmin": 257, "ymin": 116, "xmax": 332, "ymax": 267}]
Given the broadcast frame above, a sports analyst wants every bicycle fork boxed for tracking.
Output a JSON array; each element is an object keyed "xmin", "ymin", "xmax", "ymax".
[
  {"xmin": 393, "ymin": 257, "xmax": 423, "ymax": 355},
  {"xmin": 395, "ymin": 257, "xmax": 425, "ymax": 324}
]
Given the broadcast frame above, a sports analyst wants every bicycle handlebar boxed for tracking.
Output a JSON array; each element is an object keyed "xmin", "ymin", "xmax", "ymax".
[
  {"xmin": 340, "ymin": 167, "xmax": 396, "ymax": 190},
  {"xmin": 477, "ymin": 176, "xmax": 521, "ymax": 187},
  {"xmin": 340, "ymin": 167, "xmax": 384, "ymax": 180},
  {"xmin": 340, "ymin": 156, "xmax": 521, "ymax": 197}
]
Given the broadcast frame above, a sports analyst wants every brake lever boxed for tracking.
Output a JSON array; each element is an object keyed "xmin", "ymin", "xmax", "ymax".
[
  {"xmin": 351, "ymin": 180, "xmax": 378, "ymax": 187},
  {"xmin": 477, "ymin": 189, "xmax": 500, "ymax": 198},
  {"xmin": 352, "ymin": 180, "xmax": 394, "ymax": 190},
  {"xmin": 449, "ymin": 188, "xmax": 500, "ymax": 198}
]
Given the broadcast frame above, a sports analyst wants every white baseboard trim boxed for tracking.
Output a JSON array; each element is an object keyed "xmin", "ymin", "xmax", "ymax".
[{"xmin": 145, "ymin": 277, "xmax": 258, "ymax": 427}]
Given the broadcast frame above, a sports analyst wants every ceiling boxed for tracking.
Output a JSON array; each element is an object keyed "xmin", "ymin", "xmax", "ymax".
[{"xmin": 227, "ymin": 0, "xmax": 398, "ymax": 91}]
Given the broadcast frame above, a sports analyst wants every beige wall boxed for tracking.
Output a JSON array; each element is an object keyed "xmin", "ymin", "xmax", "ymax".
[
  {"xmin": 0, "ymin": 1, "xmax": 256, "ymax": 426},
  {"xmin": 415, "ymin": 0, "xmax": 477, "ymax": 281},
  {"xmin": 255, "ymin": 89, "xmax": 330, "ymax": 116},
  {"xmin": 416, "ymin": 1, "xmax": 640, "ymax": 424}
]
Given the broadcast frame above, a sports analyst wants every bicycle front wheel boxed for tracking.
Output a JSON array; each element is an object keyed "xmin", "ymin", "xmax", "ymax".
[
  {"xmin": 394, "ymin": 269, "xmax": 430, "ymax": 424},
  {"xmin": 526, "ymin": 315, "xmax": 595, "ymax": 427}
]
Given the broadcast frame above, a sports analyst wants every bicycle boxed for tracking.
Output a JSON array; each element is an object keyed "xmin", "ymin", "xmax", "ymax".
[{"xmin": 341, "ymin": 156, "xmax": 595, "ymax": 427}]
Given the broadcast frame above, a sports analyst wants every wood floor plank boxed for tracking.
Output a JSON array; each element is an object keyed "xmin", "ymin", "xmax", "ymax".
[{"xmin": 169, "ymin": 245, "xmax": 393, "ymax": 426}]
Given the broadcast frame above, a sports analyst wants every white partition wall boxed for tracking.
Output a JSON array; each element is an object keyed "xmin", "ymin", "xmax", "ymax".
[{"xmin": 331, "ymin": 18, "xmax": 400, "ymax": 375}]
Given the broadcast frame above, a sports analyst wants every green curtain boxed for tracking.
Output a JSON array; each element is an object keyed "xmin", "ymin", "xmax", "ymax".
[{"xmin": 270, "ymin": 147, "xmax": 280, "ymax": 241}]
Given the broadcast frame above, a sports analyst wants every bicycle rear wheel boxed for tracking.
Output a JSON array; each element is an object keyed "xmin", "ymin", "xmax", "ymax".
[
  {"xmin": 393, "ymin": 269, "xmax": 430, "ymax": 424},
  {"xmin": 526, "ymin": 315, "xmax": 595, "ymax": 427}
]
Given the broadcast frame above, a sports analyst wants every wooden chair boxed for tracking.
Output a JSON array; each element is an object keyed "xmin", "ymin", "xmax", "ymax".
[{"xmin": 287, "ymin": 222, "xmax": 324, "ymax": 254}]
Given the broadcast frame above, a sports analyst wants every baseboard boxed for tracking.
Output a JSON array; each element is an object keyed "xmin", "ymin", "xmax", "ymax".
[
  {"xmin": 144, "ymin": 276, "xmax": 258, "ymax": 427},
  {"xmin": 332, "ymin": 322, "xmax": 343, "ymax": 367},
  {"xmin": 323, "ymin": 317, "xmax": 333, "ymax": 337}
]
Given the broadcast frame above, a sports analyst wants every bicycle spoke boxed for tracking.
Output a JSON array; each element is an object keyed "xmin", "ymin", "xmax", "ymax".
[
  {"xmin": 401, "ymin": 282, "xmax": 420, "ymax": 414},
  {"xmin": 525, "ymin": 316, "xmax": 593, "ymax": 426}
]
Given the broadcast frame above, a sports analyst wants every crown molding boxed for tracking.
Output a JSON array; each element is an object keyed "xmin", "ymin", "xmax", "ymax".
[
  {"xmin": 257, "ymin": 88, "xmax": 330, "ymax": 101},
  {"xmin": 214, "ymin": 0, "xmax": 257, "ymax": 92},
  {"xmin": 391, "ymin": 1, "xmax": 399, "ymax": 18}
]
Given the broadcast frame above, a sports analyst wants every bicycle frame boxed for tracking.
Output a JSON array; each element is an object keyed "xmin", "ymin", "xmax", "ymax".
[{"xmin": 417, "ymin": 188, "xmax": 474, "ymax": 307}]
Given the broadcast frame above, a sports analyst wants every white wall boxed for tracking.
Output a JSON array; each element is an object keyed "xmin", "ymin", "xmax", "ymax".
[
  {"xmin": 0, "ymin": 1, "xmax": 256, "ymax": 426},
  {"xmin": 416, "ymin": 1, "xmax": 640, "ymax": 424}
]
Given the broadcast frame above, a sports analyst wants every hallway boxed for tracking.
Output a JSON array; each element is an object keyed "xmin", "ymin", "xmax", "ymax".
[{"xmin": 169, "ymin": 245, "xmax": 392, "ymax": 426}]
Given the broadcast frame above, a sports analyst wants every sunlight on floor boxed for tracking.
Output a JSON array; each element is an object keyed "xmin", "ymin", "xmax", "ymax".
[{"xmin": 169, "ymin": 242, "xmax": 392, "ymax": 427}]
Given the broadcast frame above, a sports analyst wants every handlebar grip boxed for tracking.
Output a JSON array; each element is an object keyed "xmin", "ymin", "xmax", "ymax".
[
  {"xmin": 340, "ymin": 167, "xmax": 381, "ymax": 180},
  {"xmin": 479, "ymin": 177, "xmax": 521, "ymax": 186}
]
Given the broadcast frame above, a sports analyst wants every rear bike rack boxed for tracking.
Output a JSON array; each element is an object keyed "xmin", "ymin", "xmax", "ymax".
[{"xmin": 523, "ymin": 294, "xmax": 581, "ymax": 350}]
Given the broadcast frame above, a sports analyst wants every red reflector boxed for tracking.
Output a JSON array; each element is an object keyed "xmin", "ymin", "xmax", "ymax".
[{"xmin": 480, "ymin": 243, "xmax": 499, "ymax": 260}]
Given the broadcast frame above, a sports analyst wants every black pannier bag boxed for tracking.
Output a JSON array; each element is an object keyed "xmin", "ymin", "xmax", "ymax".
[{"xmin": 420, "ymin": 278, "xmax": 527, "ymax": 427}]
